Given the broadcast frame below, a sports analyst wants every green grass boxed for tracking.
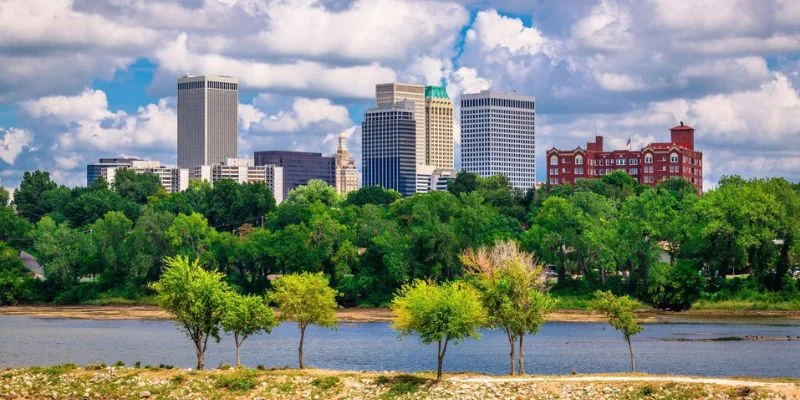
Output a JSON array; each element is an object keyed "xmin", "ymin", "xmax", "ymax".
[
  {"xmin": 693, "ymin": 298, "xmax": 800, "ymax": 311},
  {"xmin": 311, "ymin": 376, "xmax": 340, "ymax": 391},
  {"xmin": 214, "ymin": 370, "xmax": 259, "ymax": 392},
  {"xmin": 27, "ymin": 364, "xmax": 76, "ymax": 376},
  {"xmin": 378, "ymin": 374, "xmax": 428, "ymax": 399}
]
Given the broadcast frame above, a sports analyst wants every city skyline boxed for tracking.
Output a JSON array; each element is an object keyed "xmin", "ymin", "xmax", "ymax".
[{"xmin": 2, "ymin": 1, "xmax": 800, "ymax": 190}]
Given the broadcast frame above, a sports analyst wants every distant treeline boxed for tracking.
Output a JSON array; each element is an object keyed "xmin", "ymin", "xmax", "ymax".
[{"xmin": 1, "ymin": 168, "xmax": 798, "ymax": 309}]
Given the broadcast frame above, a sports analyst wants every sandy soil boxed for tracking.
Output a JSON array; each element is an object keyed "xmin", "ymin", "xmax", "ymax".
[{"xmin": 1, "ymin": 305, "xmax": 799, "ymax": 324}]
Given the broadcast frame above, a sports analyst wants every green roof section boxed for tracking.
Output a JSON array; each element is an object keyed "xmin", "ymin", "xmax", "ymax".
[{"xmin": 425, "ymin": 85, "xmax": 449, "ymax": 99}]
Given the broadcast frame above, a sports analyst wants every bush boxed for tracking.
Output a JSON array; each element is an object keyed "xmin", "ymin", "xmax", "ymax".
[
  {"xmin": 311, "ymin": 376, "xmax": 340, "ymax": 391},
  {"xmin": 214, "ymin": 371, "xmax": 258, "ymax": 392},
  {"xmin": 646, "ymin": 261, "xmax": 703, "ymax": 310},
  {"xmin": 382, "ymin": 375, "xmax": 427, "ymax": 398}
]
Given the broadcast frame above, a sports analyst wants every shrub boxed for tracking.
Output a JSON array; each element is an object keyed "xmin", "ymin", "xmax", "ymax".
[
  {"xmin": 646, "ymin": 261, "xmax": 703, "ymax": 310},
  {"xmin": 214, "ymin": 371, "xmax": 258, "ymax": 392},
  {"xmin": 311, "ymin": 376, "xmax": 340, "ymax": 391},
  {"xmin": 383, "ymin": 375, "xmax": 427, "ymax": 398}
]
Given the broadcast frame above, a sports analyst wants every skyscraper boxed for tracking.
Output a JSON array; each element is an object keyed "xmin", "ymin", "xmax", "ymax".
[
  {"xmin": 334, "ymin": 132, "xmax": 359, "ymax": 196},
  {"xmin": 253, "ymin": 151, "xmax": 336, "ymax": 199},
  {"xmin": 424, "ymin": 86, "xmax": 454, "ymax": 170},
  {"xmin": 177, "ymin": 75, "xmax": 238, "ymax": 169},
  {"xmin": 460, "ymin": 90, "xmax": 536, "ymax": 190},
  {"xmin": 376, "ymin": 83, "xmax": 426, "ymax": 166},
  {"xmin": 362, "ymin": 100, "xmax": 417, "ymax": 196}
]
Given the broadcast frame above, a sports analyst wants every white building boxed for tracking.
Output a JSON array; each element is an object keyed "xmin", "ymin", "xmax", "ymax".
[
  {"xmin": 177, "ymin": 75, "xmax": 238, "ymax": 169},
  {"xmin": 460, "ymin": 90, "xmax": 536, "ymax": 190},
  {"xmin": 192, "ymin": 158, "xmax": 285, "ymax": 203},
  {"xmin": 415, "ymin": 165, "xmax": 457, "ymax": 194},
  {"xmin": 103, "ymin": 160, "xmax": 189, "ymax": 193}
]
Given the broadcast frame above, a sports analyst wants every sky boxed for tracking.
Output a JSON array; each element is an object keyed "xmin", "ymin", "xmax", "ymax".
[{"xmin": 1, "ymin": 0, "xmax": 800, "ymax": 191}]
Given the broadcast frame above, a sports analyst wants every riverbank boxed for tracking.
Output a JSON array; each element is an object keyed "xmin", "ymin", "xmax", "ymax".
[
  {"xmin": 0, "ymin": 365, "xmax": 796, "ymax": 399},
  {"xmin": 2, "ymin": 305, "xmax": 799, "ymax": 324}
]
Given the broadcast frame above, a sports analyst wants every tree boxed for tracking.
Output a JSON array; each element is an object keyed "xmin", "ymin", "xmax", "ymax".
[
  {"xmin": 0, "ymin": 187, "xmax": 8, "ymax": 207},
  {"xmin": 447, "ymin": 170, "xmax": 480, "ymax": 197},
  {"xmin": 112, "ymin": 169, "xmax": 165, "ymax": 204},
  {"xmin": 0, "ymin": 242, "xmax": 30, "ymax": 305},
  {"xmin": 592, "ymin": 290, "xmax": 643, "ymax": 372},
  {"xmin": 345, "ymin": 185, "xmax": 401, "ymax": 206},
  {"xmin": 286, "ymin": 179, "xmax": 338, "ymax": 206},
  {"xmin": 167, "ymin": 213, "xmax": 214, "ymax": 258},
  {"xmin": 13, "ymin": 170, "xmax": 58, "ymax": 222},
  {"xmin": 646, "ymin": 261, "xmax": 703, "ymax": 310},
  {"xmin": 91, "ymin": 211, "xmax": 134, "ymax": 286},
  {"xmin": 150, "ymin": 256, "xmax": 231, "ymax": 370},
  {"xmin": 127, "ymin": 207, "xmax": 175, "ymax": 281},
  {"xmin": 0, "ymin": 206, "xmax": 33, "ymax": 247},
  {"xmin": 221, "ymin": 293, "xmax": 277, "ymax": 367},
  {"xmin": 461, "ymin": 241, "xmax": 557, "ymax": 375},
  {"xmin": 33, "ymin": 217, "xmax": 94, "ymax": 287},
  {"xmin": 269, "ymin": 272, "xmax": 338, "ymax": 368},
  {"xmin": 391, "ymin": 280, "xmax": 487, "ymax": 381}
]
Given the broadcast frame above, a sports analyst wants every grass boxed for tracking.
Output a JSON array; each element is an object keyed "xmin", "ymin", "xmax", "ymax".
[
  {"xmin": 311, "ymin": 376, "xmax": 341, "ymax": 390},
  {"xmin": 693, "ymin": 298, "xmax": 800, "ymax": 311},
  {"xmin": 378, "ymin": 374, "xmax": 429, "ymax": 399},
  {"xmin": 214, "ymin": 370, "xmax": 259, "ymax": 392},
  {"xmin": 27, "ymin": 363, "xmax": 76, "ymax": 376}
]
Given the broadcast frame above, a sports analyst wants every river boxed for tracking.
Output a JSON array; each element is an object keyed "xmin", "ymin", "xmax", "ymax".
[{"xmin": 0, "ymin": 316, "xmax": 797, "ymax": 377}]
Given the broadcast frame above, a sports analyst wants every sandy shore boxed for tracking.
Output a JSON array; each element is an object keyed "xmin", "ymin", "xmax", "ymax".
[{"xmin": 1, "ymin": 305, "xmax": 799, "ymax": 324}]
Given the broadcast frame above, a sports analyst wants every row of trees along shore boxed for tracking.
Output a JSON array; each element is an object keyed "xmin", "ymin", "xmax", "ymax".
[
  {"xmin": 0, "ymin": 169, "xmax": 799, "ymax": 311},
  {"xmin": 151, "ymin": 242, "xmax": 641, "ymax": 380}
]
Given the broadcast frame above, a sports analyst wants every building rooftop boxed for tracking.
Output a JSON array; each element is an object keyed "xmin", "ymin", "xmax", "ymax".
[{"xmin": 425, "ymin": 86, "xmax": 449, "ymax": 99}]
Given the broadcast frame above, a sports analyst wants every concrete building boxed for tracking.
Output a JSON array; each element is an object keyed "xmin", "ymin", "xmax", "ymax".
[
  {"xmin": 192, "ymin": 158, "xmax": 285, "ymax": 203},
  {"xmin": 99, "ymin": 160, "xmax": 189, "ymax": 193},
  {"xmin": 376, "ymin": 83, "xmax": 426, "ymax": 166},
  {"xmin": 424, "ymin": 86, "xmax": 454, "ymax": 170},
  {"xmin": 86, "ymin": 158, "xmax": 140, "ymax": 186},
  {"xmin": 460, "ymin": 90, "xmax": 536, "ymax": 190},
  {"xmin": 415, "ymin": 164, "xmax": 457, "ymax": 193},
  {"xmin": 334, "ymin": 132, "xmax": 359, "ymax": 196},
  {"xmin": 546, "ymin": 122, "xmax": 704, "ymax": 193},
  {"xmin": 253, "ymin": 151, "xmax": 335, "ymax": 199},
  {"xmin": 177, "ymin": 75, "xmax": 238, "ymax": 169},
  {"xmin": 362, "ymin": 100, "xmax": 417, "ymax": 197}
]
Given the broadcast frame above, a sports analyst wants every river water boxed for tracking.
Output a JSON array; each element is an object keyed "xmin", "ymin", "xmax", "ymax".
[{"xmin": 0, "ymin": 316, "xmax": 798, "ymax": 377}]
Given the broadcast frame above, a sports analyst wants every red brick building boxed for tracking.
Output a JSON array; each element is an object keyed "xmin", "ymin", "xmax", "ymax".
[{"xmin": 545, "ymin": 122, "xmax": 703, "ymax": 193}]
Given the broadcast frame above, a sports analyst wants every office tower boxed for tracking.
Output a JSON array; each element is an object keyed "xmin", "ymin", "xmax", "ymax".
[
  {"xmin": 177, "ymin": 75, "xmax": 238, "ymax": 169},
  {"xmin": 424, "ymin": 86, "xmax": 454, "ymax": 170},
  {"xmin": 415, "ymin": 164, "xmax": 457, "ymax": 194},
  {"xmin": 334, "ymin": 132, "xmax": 359, "ymax": 196},
  {"xmin": 86, "ymin": 158, "xmax": 140, "ymax": 186},
  {"xmin": 192, "ymin": 158, "xmax": 285, "ymax": 203},
  {"xmin": 376, "ymin": 83, "xmax": 426, "ymax": 165},
  {"xmin": 546, "ymin": 122, "xmax": 703, "ymax": 193},
  {"xmin": 362, "ymin": 100, "xmax": 417, "ymax": 196},
  {"xmin": 94, "ymin": 159, "xmax": 189, "ymax": 193},
  {"xmin": 460, "ymin": 90, "xmax": 536, "ymax": 190},
  {"xmin": 253, "ymin": 151, "xmax": 336, "ymax": 199}
]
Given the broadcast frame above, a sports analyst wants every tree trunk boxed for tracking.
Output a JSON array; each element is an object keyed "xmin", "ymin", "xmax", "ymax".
[
  {"xmin": 298, "ymin": 323, "xmax": 306, "ymax": 369},
  {"xmin": 235, "ymin": 334, "xmax": 241, "ymax": 367},
  {"xmin": 518, "ymin": 335, "xmax": 525, "ymax": 375},
  {"xmin": 436, "ymin": 338, "xmax": 449, "ymax": 381},
  {"xmin": 626, "ymin": 335, "xmax": 636, "ymax": 373},
  {"xmin": 194, "ymin": 340, "xmax": 205, "ymax": 370},
  {"xmin": 506, "ymin": 330, "xmax": 516, "ymax": 375}
]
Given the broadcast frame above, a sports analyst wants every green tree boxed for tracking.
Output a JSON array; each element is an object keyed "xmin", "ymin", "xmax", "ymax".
[
  {"xmin": 345, "ymin": 185, "xmax": 401, "ymax": 206},
  {"xmin": 646, "ymin": 261, "xmax": 704, "ymax": 310},
  {"xmin": 33, "ymin": 217, "xmax": 94, "ymax": 287},
  {"xmin": 0, "ymin": 242, "xmax": 30, "ymax": 305},
  {"xmin": 221, "ymin": 293, "xmax": 277, "ymax": 367},
  {"xmin": 0, "ymin": 206, "xmax": 33, "ymax": 247},
  {"xmin": 112, "ymin": 169, "xmax": 165, "ymax": 204},
  {"xmin": 269, "ymin": 272, "xmax": 339, "ymax": 369},
  {"xmin": 592, "ymin": 290, "xmax": 643, "ymax": 372},
  {"xmin": 461, "ymin": 241, "xmax": 557, "ymax": 374},
  {"xmin": 167, "ymin": 213, "xmax": 214, "ymax": 258},
  {"xmin": 150, "ymin": 256, "xmax": 231, "ymax": 370},
  {"xmin": 0, "ymin": 187, "xmax": 8, "ymax": 207},
  {"xmin": 447, "ymin": 170, "xmax": 480, "ymax": 197},
  {"xmin": 286, "ymin": 179, "xmax": 338, "ymax": 206},
  {"xmin": 127, "ymin": 207, "xmax": 175, "ymax": 281},
  {"xmin": 391, "ymin": 280, "xmax": 487, "ymax": 381},
  {"xmin": 91, "ymin": 211, "xmax": 134, "ymax": 286},
  {"xmin": 65, "ymin": 188, "xmax": 140, "ymax": 227},
  {"xmin": 13, "ymin": 170, "xmax": 58, "ymax": 222}
]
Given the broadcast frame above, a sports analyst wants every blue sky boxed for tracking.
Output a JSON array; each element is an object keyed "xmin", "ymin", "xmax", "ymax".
[{"xmin": 2, "ymin": 0, "xmax": 800, "ymax": 190}]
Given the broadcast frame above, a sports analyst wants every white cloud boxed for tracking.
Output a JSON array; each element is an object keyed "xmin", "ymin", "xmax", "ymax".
[
  {"xmin": 22, "ymin": 89, "xmax": 112, "ymax": 123},
  {"xmin": 244, "ymin": 97, "xmax": 352, "ymax": 133},
  {"xmin": 570, "ymin": 0, "xmax": 632, "ymax": 52},
  {"xmin": 595, "ymin": 72, "xmax": 648, "ymax": 91},
  {"xmin": 466, "ymin": 9, "xmax": 552, "ymax": 56},
  {"xmin": 0, "ymin": 127, "xmax": 33, "ymax": 165}
]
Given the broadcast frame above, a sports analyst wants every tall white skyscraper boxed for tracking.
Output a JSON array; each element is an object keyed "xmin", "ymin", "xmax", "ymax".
[
  {"xmin": 177, "ymin": 75, "xmax": 239, "ymax": 169},
  {"xmin": 424, "ymin": 86, "xmax": 454, "ymax": 170},
  {"xmin": 376, "ymin": 83, "xmax": 426, "ymax": 166},
  {"xmin": 460, "ymin": 90, "xmax": 536, "ymax": 190},
  {"xmin": 362, "ymin": 100, "xmax": 417, "ymax": 196}
]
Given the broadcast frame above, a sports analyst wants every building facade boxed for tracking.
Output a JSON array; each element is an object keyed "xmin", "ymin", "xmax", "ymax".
[
  {"xmin": 98, "ymin": 160, "xmax": 189, "ymax": 193},
  {"xmin": 376, "ymin": 83, "xmax": 426, "ymax": 166},
  {"xmin": 253, "ymin": 151, "xmax": 335, "ymax": 199},
  {"xmin": 545, "ymin": 122, "xmax": 703, "ymax": 193},
  {"xmin": 362, "ymin": 101, "xmax": 417, "ymax": 197},
  {"xmin": 424, "ymin": 86, "xmax": 454, "ymax": 170},
  {"xmin": 334, "ymin": 132, "xmax": 359, "ymax": 196},
  {"xmin": 192, "ymin": 158, "xmax": 284, "ymax": 203},
  {"xmin": 87, "ymin": 158, "xmax": 140, "ymax": 186},
  {"xmin": 177, "ymin": 75, "xmax": 238, "ymax": 169},
  {"xmin": 415, "ymin": 164, "xmax": 457, "ymax": 194},
  {"xmin": 460, "ymin": 90, "xmax": 536, "ymax": 190}
]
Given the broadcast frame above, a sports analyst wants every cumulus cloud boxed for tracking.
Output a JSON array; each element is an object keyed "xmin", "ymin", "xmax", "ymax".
[{"xmin": 0, "ymin": 128, "xmax": 34, "ymax": 165}]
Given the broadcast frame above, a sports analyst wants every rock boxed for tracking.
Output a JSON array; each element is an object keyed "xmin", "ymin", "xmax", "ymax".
[{"xmin": 139, "ymin": 390, "xmax": 151, "ymax": 398}]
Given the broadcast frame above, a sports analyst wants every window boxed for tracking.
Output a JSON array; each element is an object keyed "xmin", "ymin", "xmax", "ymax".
[
  {"xmin": 550, "ymin": 155, "xmax": 558, "ymax": 165},
  {"xmin": 575, "ymin": 167, "xmax": 584, "ymax": 175},
  {"xmin": 629, "ymin": 159, "xmax": 639, "ymax": 165},
  {"xmin": 670, "ymin": 153, "xmax": 679, "ymax": 163},
  {"xmin": 605, "ymin": 159, "xmax": 611, "ymax": 166},
  {"xmin": 575, "ymin": 155, "xmax": 584, "ymax": 165},
  {"xmin": 549, "ymin": 168, "xmax": 558, "ymax": 175},
  {"xmin": 616, "ymin": 158, "xmax": 626, "ymax": 166},
  {"xmin": 644, "ymin": 154, "xmax": 653, "ymax": 164}
]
